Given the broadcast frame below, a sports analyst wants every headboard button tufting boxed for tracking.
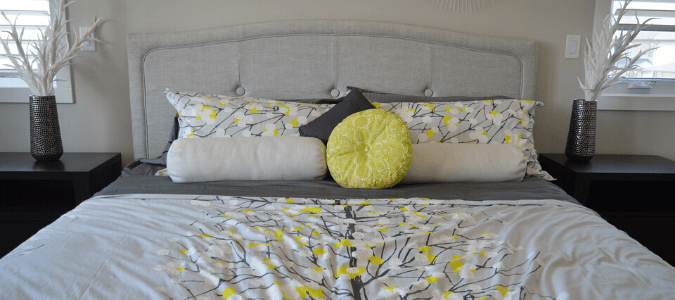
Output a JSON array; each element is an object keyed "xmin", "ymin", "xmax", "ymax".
[
  {"xmin": 424, "ymin": 89, "xmax": 434, "ymax": 97},
  {"xmin": 331, "ymin": 89, "xmax": 340, "ymax": 98},
  {"xmin": 236, "ymin": 86, "xmax": 245, "ymax": 96}
]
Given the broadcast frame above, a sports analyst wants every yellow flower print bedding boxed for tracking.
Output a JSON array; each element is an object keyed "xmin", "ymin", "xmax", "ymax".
[
  {"xmin": 3, "ymin": 194, "xmax": 673, "ymax": 299},
  {"xmin": 165, "ymin": 89, "xmax": 334, "ymax": 139},
  {"xmin": 375, "ymin": 100, "xmax": 552, "ymax": 180},
  {"xmin": 165, "ymin": 91, "xmax": 551, "ymax": 180}
]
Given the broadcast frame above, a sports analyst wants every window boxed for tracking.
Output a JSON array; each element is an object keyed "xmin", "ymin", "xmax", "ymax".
[
  {"xmin": 0, "ymin": 0, "xmax": 73, "ymax": 103},
  {"xmin": 613, "ymin": 0, "xmax": 675, "ymax": 79},
  {"xmin": 591, "ymin": 0, "xmax": 675, "ymax": 110}
]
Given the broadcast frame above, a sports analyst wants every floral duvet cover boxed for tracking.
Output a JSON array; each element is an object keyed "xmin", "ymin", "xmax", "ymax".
[{"xmin": 1, "ymin": 194, "xmax": 674, "ymax": 299}]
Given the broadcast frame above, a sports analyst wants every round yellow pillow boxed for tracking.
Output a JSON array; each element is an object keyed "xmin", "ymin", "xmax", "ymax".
[{"xmin": 327, "ymin": 109, "xmax": 413, "ymax": 189}]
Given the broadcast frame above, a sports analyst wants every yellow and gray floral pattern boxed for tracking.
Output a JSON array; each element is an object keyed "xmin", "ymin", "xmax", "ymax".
[
  {"xmin": 166, "ymin": 90, "xmax": 335, "ymax": 139},
  {"xmin": 150, "ymin": 195, "xmax": 564, "ymax": 300},
  {"xmin": 373, "ymin": 100, "xmax": 551, "ymax": 179}
]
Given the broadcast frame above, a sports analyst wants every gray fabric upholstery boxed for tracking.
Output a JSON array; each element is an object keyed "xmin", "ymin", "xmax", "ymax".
[{"xmin": 128, "ymin": 20, "xmax": 537, "ymax": 159}]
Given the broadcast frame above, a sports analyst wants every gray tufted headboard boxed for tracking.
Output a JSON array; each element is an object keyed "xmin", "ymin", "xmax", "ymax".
[{"xmin": 127, "ymin": 20, "xmax": 537, "ymax": 160}]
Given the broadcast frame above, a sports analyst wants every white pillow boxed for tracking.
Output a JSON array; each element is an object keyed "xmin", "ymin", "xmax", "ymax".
[
  {"xmin": 167, "ymin": 136, "xmax": 327, "ymax": 183},
  {"xmin": 400, "ymin": 143, "xmax": 526, "ymax": 184}
]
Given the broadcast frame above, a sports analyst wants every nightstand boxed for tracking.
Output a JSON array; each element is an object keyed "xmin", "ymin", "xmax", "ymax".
[
  {"xmin": 0, "ymin": 152, "xmax": 122, "ymax": 257},
  {"xmin": 538, "ymin": 153, "xmax": 675, "ymax": 265}
]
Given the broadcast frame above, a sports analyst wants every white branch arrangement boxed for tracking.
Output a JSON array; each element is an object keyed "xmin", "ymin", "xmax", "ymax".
[
  {"xmin": 0, "ymin": 0, "xmax": 101, "ymax": 96},
  {"xmin": 579, "ymin": 0, "xmax": 656, "ymax": 102}
]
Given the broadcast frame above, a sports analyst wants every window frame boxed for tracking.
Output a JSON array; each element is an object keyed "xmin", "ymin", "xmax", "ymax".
[
  {"xmin": 592, "ymin": 0, "xmax": 675, "ymax": 111},
  {"xmin": 0, "ymin": 0, "xmax": 74, "ymax": 104}
]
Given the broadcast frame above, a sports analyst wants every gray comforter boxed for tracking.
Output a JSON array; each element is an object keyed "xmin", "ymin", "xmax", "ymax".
[
  {"xmin": 100, "ymin": 161, "xmax": 579, "ymax": 203},
  {"xmin": 1, "ymin": 191, "xmax": 674, "ymax": 299},
  {"xmin": 97, "ymin": 176, "xmax": 578, "ymax": 203}
]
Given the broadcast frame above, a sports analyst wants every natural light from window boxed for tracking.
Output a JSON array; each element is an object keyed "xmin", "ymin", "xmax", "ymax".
[
  {"xmin": 0, "ymin": 0, "xmax": 50, "ymax": 88},
  {"xmin": 595, "ymin": 0, "xmax": 675, "ymax": 111},
  {"xmin": 612, "ymin": 0, "xmax": 675, "ymax": 79},
  {"xmin": 0, "ymin": 0, "xmax": 73, "ymax": 103}
]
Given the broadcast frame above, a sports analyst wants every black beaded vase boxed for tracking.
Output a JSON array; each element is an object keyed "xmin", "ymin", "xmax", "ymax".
[
  {"xmin": 29, "ymin": 95, "xmax": 63, "ymax": 162},
  {"xmin": 565, "ymin": 99, "xmax": 596, "ymax": 162}
]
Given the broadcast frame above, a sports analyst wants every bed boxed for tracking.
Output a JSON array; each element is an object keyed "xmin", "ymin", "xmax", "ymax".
[{"xmin": 2, "ymin": 20, "xmax": 674, "ymax": 299}]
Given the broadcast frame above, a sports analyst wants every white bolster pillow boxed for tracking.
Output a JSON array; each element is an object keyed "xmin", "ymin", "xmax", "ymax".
[
  {"xmin": 167, "ymin": 137, "xmax": 327, "ymax": 183},
  {"xmin": 400, "ymin": 143, "xmax": 526, "ymax": 184}
]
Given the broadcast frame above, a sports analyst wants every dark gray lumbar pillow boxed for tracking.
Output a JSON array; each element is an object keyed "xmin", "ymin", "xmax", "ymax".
[{"xmin": 299, "ymin": 87, "xmax": 375, "ymax": 144}]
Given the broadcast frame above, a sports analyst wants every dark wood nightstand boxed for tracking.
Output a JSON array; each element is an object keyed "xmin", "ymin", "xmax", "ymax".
[
  {"xmin": 538, "ymin": 153, "xmax": 675, "ymax": 265},
  {"xmin": 0, "ymin": 152, "xmax": 122, "ymax": 257}
]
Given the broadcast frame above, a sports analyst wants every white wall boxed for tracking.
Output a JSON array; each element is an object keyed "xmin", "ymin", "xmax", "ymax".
[{"xmin": 1, "ymin": 0, "xmax": 673, "ymax": 166}]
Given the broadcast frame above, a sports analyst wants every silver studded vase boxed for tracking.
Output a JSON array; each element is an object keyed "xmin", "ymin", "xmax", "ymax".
[
  {"xmin": 565, "ymin": 99, "xmax": 596, "ymax": 162},
  {"xmin": 29, "ymin": 95, "xmax": 63, "ymax": 162}
]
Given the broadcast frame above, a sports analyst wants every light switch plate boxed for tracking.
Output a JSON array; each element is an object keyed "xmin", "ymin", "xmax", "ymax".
[
  {"xmin": 565, "ymin": 35, "xmax": 581, "ymax": 59},
  {"xmin": 79, "ymin": 27, "xmax": 96, "ymax": 52}
]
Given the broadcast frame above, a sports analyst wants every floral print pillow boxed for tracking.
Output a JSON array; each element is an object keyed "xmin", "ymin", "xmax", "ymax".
[
  {"xmin": 374, "ymin": 99, "xmax": 552, "ymax": 180},
  {"xmin": 165, "ymin": 89, "xmax": 335, "ymax": 139}
]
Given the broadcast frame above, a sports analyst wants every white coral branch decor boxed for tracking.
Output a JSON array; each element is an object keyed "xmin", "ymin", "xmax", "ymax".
[
  {"xmin": 0, "ymin": 0, "xmax": 101, "ymax": 96},
  {"xmin": 579, "ymin": 0, "xmax": 656, "ymax": 102}
]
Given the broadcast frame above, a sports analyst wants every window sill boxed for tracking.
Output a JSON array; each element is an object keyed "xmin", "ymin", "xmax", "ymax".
[
  {"xmin": 0, "ymin": 87, "xmax": 73, "ymax": 104},
  {"xmin": 0, "ymin": 66, "xmax": 73, "ymax": 104},
  {"xmin": 596, "ymin": 94, "xmax": 675, "ymax": 111}
]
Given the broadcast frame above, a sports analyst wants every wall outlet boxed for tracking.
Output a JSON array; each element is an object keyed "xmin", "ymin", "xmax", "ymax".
[{"xmin": 79, "ymin": 27, "xmax": 96, "ymax": 52}]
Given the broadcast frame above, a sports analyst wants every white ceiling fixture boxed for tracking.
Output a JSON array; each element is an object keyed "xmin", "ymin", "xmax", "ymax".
[{"xmin": 425, "ymin": 0, "xmax": 502, "ymax": 12}]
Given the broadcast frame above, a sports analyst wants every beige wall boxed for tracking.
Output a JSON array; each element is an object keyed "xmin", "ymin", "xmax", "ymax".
[{"xmin": 1, "ymin": 0, "xmax": 673, "ymax": 166}]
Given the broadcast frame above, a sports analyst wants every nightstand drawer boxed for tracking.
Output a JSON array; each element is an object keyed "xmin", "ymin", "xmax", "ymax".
[
  {"xmin": 587, "ymin": 180, "xmax": 675, "ymax": 213},
  {"xmin": 0, "ymin": 218, "xmax": 57, "ymax": 256},
  {"xmin": 538, "ymin": 153, "xmax": 675, "ymax": 206},
  {"xmin": 538, "ymin": 153, "xmax": 675, "ymax": 266},
  {"xmin": 0, "ymin": 152, "xmax": 122, "ymax": 258},
  {"xmin": 602, "ymin": 214, "xmax": 675, "ymax": 262},
  {"xmin": 1, "ymin": 180, "xmax": 77, "ymax": 217}
]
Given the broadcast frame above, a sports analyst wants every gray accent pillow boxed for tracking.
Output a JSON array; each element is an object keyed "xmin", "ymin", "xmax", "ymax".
[
  {"xmin": 139, "ymin": 114, "xmax": 180, "ymax": 166},
  {"xmin": 299, "ymin": 88, "xmax": 375, "ymax": 144}
]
